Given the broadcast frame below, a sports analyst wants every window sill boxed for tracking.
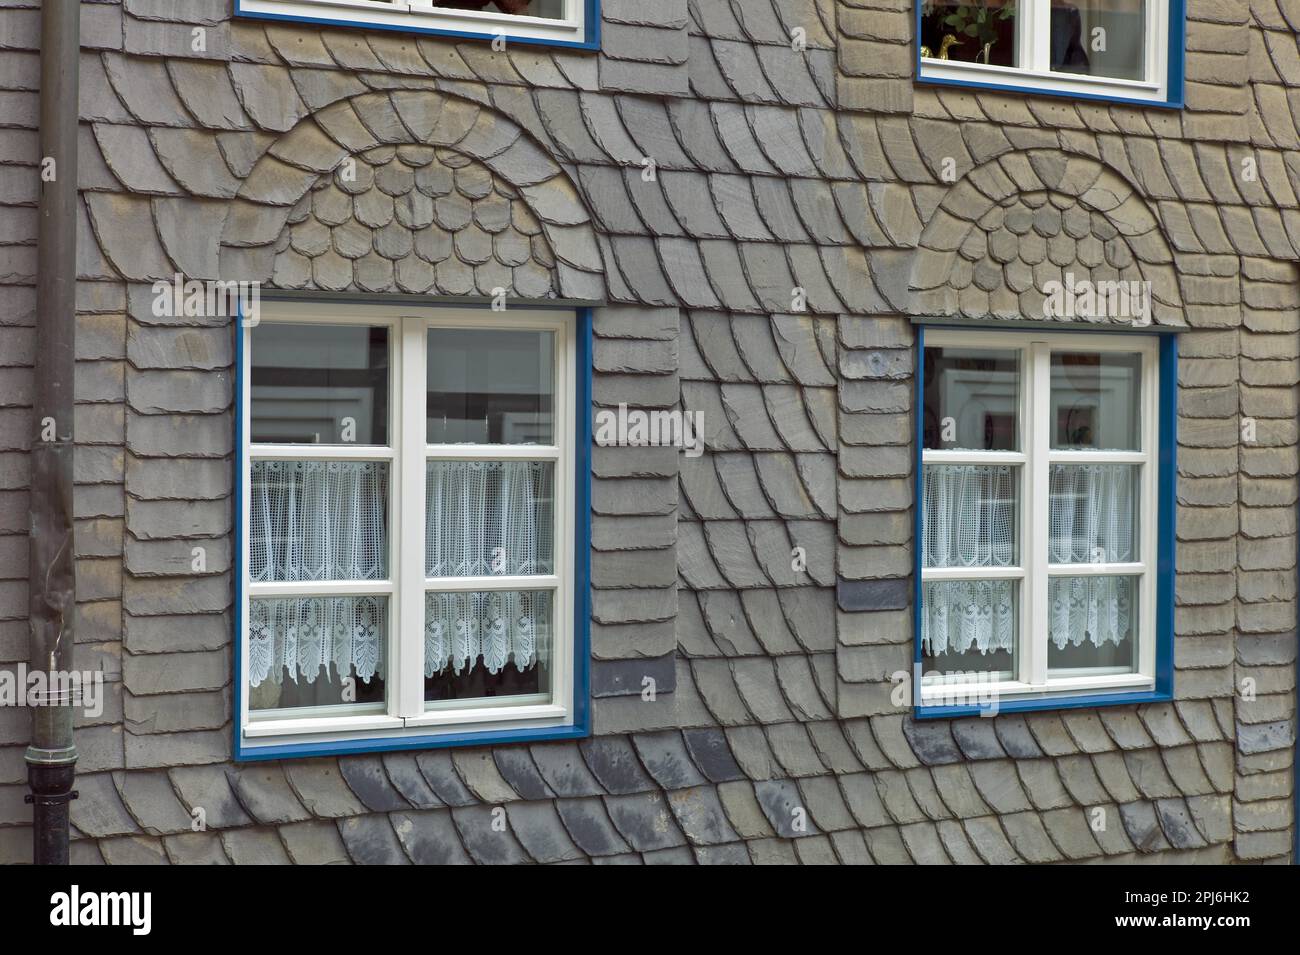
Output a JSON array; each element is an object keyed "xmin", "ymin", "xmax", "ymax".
[
  {"xmin": 234, "ymin": 0, "xmax": 600, "ymax": 50},
  {"xmin": 236, "ymin": 720, "xmax": 588, "ymax": 761},
  {"xmin": 915, "ymin": 679, "xmax": 1166, "ymax": 720},
  {"xmin": 917, "ymin": 58, "xmax": 1180, "ymax": 109}
]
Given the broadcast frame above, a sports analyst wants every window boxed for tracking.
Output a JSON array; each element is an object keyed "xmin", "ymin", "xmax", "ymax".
[
  {"xmin": 238, "ymin": 302, "xmax": 587, "ymax": 757},
  {"xmin": 916, "ymin": 328, "xmax": 1175, "ymax": 715},
  {"xmin": 916, "ymin": 1, "xmax": 1182, "ymax": 106},
  {"xmin": 235, "ymin": 0, "xmax": 598, "ymax": 49}
]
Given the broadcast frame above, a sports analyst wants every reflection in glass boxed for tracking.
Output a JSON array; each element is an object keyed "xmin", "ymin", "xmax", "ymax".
[
  {"xmin": 919, "ymin": 1, "xmax": 1020, "ymax": 67},
  {"xmin": 426, "ymin": 460, "xmax": 554, "ymax": 577},
  {"xmin": 1048, "ymin": 575, "xmax": 1136, "ymax": 673},
  {"xmin": 250, "ymin": 461, "xmax": 389, "ymax": 583},
  {"xmin": 251, "ymin": 324, "xmax": 389, "ymax": 445},
  {"xmin": 1050, "ymin": 351, "xmax": 1141, "ymax": 449},
  {"xmin": 424, "ymin": 590, "xmax": 552, "ymax": 702},
  {"xmin": 921, "ymin": 579, "xmax": 1016, "ymax": 677},
  {"xmin": 430, "ymin": 0, "xmax": 566, "ymax": 20},
  {"xmin": 923, "ymin": 347, "xmax": 1020, "ymax": 450},
  {"xmin": 427, "ymin": 329, "xmax": 554, "ymax": 444},
  {"xmin": 1049, "ymin": 463, "xmax": 1137, "ymax": 564},
  {"xmin": 1050, "ymin": 0, "xmax": 1145, "ymax": 81},
  {"xmin": 922, "ymin": 465, "xmax": 1017, "ymax": 568},
  {"xmin": 247, "ymin": 596, "xmax": 386, "ymax": 712}
]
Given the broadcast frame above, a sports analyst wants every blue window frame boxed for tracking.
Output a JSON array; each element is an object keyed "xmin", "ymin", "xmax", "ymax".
[
  {"xmin": 235, "ymin": 0, "xmax": 600, "ymax": 51},
  {"xmin": 916, "ymin": 0, "xmax": 1185, "ymax": 108},
  {"xmin": 233, "ymin": 300, "xmax": 591, "ymax": 760},
  {"xmin": 913, "ymin": 324, "xmax": 1176, "ymax": 719}
]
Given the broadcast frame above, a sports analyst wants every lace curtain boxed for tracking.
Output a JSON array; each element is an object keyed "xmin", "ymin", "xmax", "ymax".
[
  {"xmin": 425, "ymin": 460, "xmax": 553, "ymax": 676},
  {"xmin": 425, "ymin": 591, "xmax": 551, "ymax": 677},
  {"xmin": 248, "ymin": 461, "xmax": 388, "ymax": 688},
  {"xmin": 922, "ymin": 462, "xmax": 1137, "ymax": 655},
  {"xmin": 248, "ymin": 596, "xmax": 385, "ymax": 687}
]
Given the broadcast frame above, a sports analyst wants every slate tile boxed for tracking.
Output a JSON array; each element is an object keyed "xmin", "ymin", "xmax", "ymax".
[
  {"xmin": 221, "ymin": 827, "xmax": 293, "ymax": 865},
  {"xmin": 492, "ymin": 748, "xmax": 554, "ymax": 801},
  {"xmin": 115, "ymin": 769, "xmax": 192, "ymax": 835},
  {"xmin": 1119, "ymin": 800, "xmax": 1172, "ymax": 853},
  {"xmin": 531, "ymin": 741, "xmax": 606, "ymax": 797},
  {"xmin": 380, "ymin": 753, "xmax": 444, "ymax": 809},
  {"xmin": 506, "ymin": 800, "xmax": 585, "ymax": 863},
  {"xmin": 449, "ymin": 804, "xmax": 531, "ymax": 864},
  {"xmin": 70, "ymin": 772, "xmax": 140, "ymax": 838},
  {"xmin": 993, "ymin": 716, "xmax": 1045, "ymax": 759},
  {"xmin": 338, "ymin": 755, "xmax": 411, "ymax": 813},
  {"xmin": 390, "ymin": 809, "xmax": 472, "ymax": 865},
  {"xmin": 694, "ymin": 842, "xmax": 752, "ymax": 864},
  {"xmin": 226, "ymin": 765, "xmax": 311, "ymax": 826},
  {"xmin": 631, "ymin": 731, "xmax": 708, "ymax": 790},
  {"xmin": 337, "ymin": 814, "xmax": 411, "ymax": 865},
  {"xmin": 681, "ymin": 727, "xmax": 746, "ymax": 783},
  {"xmin": 556, "ymin": 796, "xmax": 632, "ymax": 856},
  {"xmin": 604, "ymin": 790, "xmax": 688, "ymax": 851}
]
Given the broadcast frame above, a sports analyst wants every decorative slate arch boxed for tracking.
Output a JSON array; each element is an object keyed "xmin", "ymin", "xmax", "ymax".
[
  {"xmin": 904, "ymin": 150, "xmax": 1182, "ymax": 325},
  {"xmin": 218, "ymin": 90, "xmax": 604, "ymax": 302}
]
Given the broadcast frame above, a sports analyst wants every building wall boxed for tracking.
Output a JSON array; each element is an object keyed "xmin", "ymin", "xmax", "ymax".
[{"xmin": 0, "ymin": 0, "xmax": 1294, "ymax": 863}]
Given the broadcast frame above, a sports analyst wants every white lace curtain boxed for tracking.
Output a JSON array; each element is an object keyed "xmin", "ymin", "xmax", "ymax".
[
  {"xmin": 250, "ymin": 460, "xmax": 388, "ymax": 583},
  {"xmin": 426, "ymin": 460, "xmax": 553, "ymax": 577},
  {"xmin": 425, "ymin": 460, "xmax": 553, "ymax": 676},
  {"xmin": 248, "ymin": 596, "xmax": 385, "ymax": 687},
  {"xmin": 425, "ymin": 591, "xmax": 551, "ymax": 678},
  {"xmin": 922, "ymin": 462, "xmax": 1137, "ymax": 655}
]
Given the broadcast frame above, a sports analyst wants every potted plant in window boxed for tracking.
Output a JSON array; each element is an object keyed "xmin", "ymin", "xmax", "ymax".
[{"xmin": 921, "ymin": 1, "xmax": 1016, "ymax": 65}]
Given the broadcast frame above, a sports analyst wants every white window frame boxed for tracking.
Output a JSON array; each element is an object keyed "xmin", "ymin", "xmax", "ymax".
[
  {"xmin": 919, "ymin": 0, "xmax": 1172, "ymax": 104},
  {"xmin": 919, "ymin": 329, "xmax": 1160, "ymax": 705},
  {"xmin": 236, "ymin": 0, "xmax": 591, "ymax": 47},
  {"xmin": 240, "ymin": 301, "xmax": 576, "ymax": 750}
]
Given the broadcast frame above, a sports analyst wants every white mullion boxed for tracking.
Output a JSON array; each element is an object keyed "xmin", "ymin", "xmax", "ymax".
[
  {"xmin": 250, "ymin": 444, "xmax": 395, "ymax": 461},
  {"xmin": 922, "ymin": 450, "xmax": 1026, "ymax": 466},
  {"xmin": 425, "ymin": 575, "xmax": 561, "ymax": 593},
  {"xmin": 1139, "ymin": 342, "xmax": 1160, "ymax": 678},
  {"xmin": 1047, "ymin": 563, "xmax": 1145, "ymax": 578},
  {"xmin": 397, "ymin": 319, "xmax": 426, "ymax": 720},
  {"xmin": 1026, "ymin": 0, "xmax": 1049, "ymax": 72},
  {"xmin": 922, "ymin": 566, "xmax": 1024, "ymax": 582},
  {"xmin": 1027, "ymin": 342, "xmax": 1050, "ymax": 687},
  {"xmin": 240, "ymin": 318, "xmax": 252, "ymax": 738},
  {"xmin": 250, "ymin": 580, "xmax": 395, "ymax": 598},
  {"xmin": 1047, "ymin": 450, "xmax": 1147, "ymax": 465},
  {"xmin": 425, "ymin": 444, "xmax": 561, "ymax": 461}
]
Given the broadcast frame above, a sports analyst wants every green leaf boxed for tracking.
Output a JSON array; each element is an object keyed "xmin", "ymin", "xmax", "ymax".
[
  {"xmin": 944, "ymin": 14, "xmax": 961, "ymax": 25},
  {"xmin": 963, "ymin": 23, "xmax": 979, "ymax": 35}
]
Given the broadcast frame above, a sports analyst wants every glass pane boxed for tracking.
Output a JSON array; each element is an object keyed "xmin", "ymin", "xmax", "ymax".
[
  {"xmin": 429, "ymin": 0, "xmax": 566, "ymax": 20},
  {"xmin": 251, "ymin": 323, "xmax": 388, "ymax": 445},
  {"xmin": 923, "ymin": 347, "xmax": 1020, "ymax": 450},
  {"xmin": 424, "ymin": 590, "xmax": 553, "ymax": 703},
  {"xmin": 1050, "ymin": 351, "xmax": 1141, "ymax": 449},
  {"xmin": 250, "ymin": 461, "xmax": 389, "ymax": 582},
  {"xmin": 922, "ymin": 464, "xmax": 1018, "ymax": 568},
  {"xmin": 1048, "ymin": 576, "xmax": 1137, "ymax": 673},
  {"xmin": 921, "ymin": 579, "xmax": 1016, "ymax": 678},
  {"xmin": 1049, "ymin": 463, "xmax": 1138, "ymax": 564},
  {"xmin": 426, "ymin": 460, "xmax": 554, "ymax": 577},
  {"xmin": 920, "ymin": 1, "xmax": 1020, "ymax": 67},
  {"xmin": 427, "ymin": 328, "xmax": 554, "ymax": 445},
  {"xmin": 248, "ymin": 596, "xmax": 387, "ymax": 712},
  {"xmin": 1050, "ymin": 0, "xmax": 1145, "ymax": 81}
]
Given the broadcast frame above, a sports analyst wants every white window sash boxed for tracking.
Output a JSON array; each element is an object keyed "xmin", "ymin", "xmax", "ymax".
[
  {"xmin": 920, "ymin": 330, "xmax": 1161, "ymax": 702},
  {"xmin": 237, "ymin": 0, "xmax": 587, "ymax": 45},
  {"xmin": 919, "ymin": 0, "xmax": 1171, "ymax": 104},
  {"xmin": 240, "ymin": 302, "xmax": 576, "ymax": 744}
]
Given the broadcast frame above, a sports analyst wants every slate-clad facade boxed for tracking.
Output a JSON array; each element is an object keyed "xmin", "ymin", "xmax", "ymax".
[{"xmin": 0, "ymin": 0, "xmax": 1295, "ymax": 863}]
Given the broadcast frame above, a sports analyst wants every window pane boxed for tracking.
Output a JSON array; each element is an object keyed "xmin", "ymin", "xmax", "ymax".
[
  {"xmin": 424, "ymin": 590, "xmax": 552, "ymax": 703},
  {"xmin": 1048, "ymin": 575, "xmax": 1137, "ymax": 673},
  {"xmin": 427, "ymin": 328, "xmax": 554, "ymax": 444},
  {"xmin": 923, "ymin": 464, "xmax": 1018, "ymax": 567},
  {"xmin": 920, "ymin": 1, "xmax": 1020, "ymax": 68},
  {"xmin": 251, "ymin": 324, "xmax": 388, "ymax": 445},
  {"xmin": 426, "ymin": 0, "xmax": 566, "ymax": 19},
  {"xmin": 248, "ymin": 596, "xmax": 387, "ymax": 712},
  {"xmin": 1050, "ymin": 351, "xmax": 1141, "ymax": 449},
  {"xmin": 923, "ymin": 347, "xmax": 1020, "ymax": 450},
  {"xmin": 921, "ymin": 579, "xmax": 1016, "ymax": 678},
  {"xmin": 426, "ymin": 460, "xmax": 554, "ymax": 577},
  {"xmin": 1049, "ymin": 463, "xmax": 1138, "ymax": 564},
  {"xmin": 1050, "ymin": 0, "xmax": 1145, "ymax": 81},
  {"xmin": 250, "ymin": 461, "xmax": 389, "ymax": 582}
]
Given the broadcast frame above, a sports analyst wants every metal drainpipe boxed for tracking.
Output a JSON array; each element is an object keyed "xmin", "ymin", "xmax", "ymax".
[{"xmin": 25, "ymin": 0, "xmax": 79, "ymax": 865}]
